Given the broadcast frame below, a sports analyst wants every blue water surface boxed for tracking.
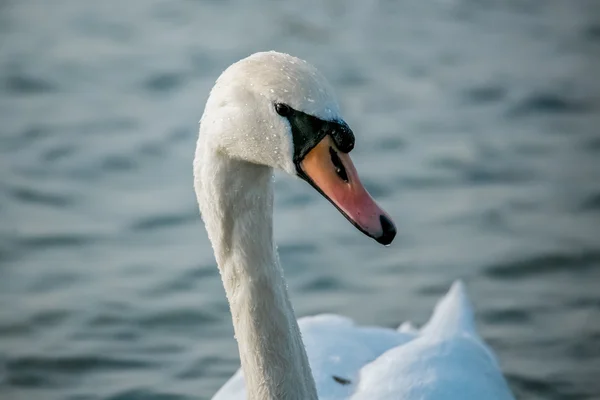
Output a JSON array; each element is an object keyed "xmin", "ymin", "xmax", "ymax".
[{"xmin": 1, "ymin": 1, "xmax": 599, "ymax": 399}]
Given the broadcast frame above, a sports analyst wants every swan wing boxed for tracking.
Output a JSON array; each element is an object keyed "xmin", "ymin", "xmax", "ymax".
[
  {"xmin": 212, "ymin": 281, "xmax": 514, "ymax": 400},
  {"xmin": 349, "ymin": 281, "xmax": 515, "ymax": 400}
]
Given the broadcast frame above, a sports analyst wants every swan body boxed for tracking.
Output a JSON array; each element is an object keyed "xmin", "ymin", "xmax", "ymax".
[
  {"xmin": 213, "ymin": 282, "xmax": 514, "ymax": 400},
  {"xmin": 194, "ymin": 51, "xmax": 515, "ymax": 400}
]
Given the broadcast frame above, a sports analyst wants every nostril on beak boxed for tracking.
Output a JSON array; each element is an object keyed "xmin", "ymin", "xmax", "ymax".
[
  {"xmin": 329, "ymin": 147, "xmax": 349, "ymax": 183},
  {"xmin": 376, "ymin": 214, "xmax": 396, "ymax": 245}
]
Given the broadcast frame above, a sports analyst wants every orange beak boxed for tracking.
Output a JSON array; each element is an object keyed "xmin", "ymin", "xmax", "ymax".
[{"xmin": 298, "ymin": 135, "xmax": 396, "ymax": 245}]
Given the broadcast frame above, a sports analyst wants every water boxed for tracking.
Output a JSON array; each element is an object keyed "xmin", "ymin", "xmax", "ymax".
[{"xmin": 1, "ymin": 1, "xmax": 599, "ymax": 399}]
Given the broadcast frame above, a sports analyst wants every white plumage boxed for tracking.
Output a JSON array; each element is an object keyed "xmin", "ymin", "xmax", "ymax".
[{"xmin": 214, "ymin": 281, "xmax": 514, "ymax": 400}]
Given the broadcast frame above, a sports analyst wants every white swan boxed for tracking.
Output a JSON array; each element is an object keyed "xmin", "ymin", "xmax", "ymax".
[{"xmin": 194, "ymin": 51, "xmax": 515, "ymax": 400}]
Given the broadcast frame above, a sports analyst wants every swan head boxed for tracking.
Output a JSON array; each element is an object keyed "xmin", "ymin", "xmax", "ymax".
[{"xmin": 197, "ymin": 51, "xmax": 396, "ymax": 245}]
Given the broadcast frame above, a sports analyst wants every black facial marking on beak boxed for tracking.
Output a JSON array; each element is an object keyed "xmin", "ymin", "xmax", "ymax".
[
  {"xmin": 273, "ymin": 103, "xmax": 355, "ymax": 171},
  {"xmin": 377, "ymin": 215, "xmax": 396, "ymax": 245}
]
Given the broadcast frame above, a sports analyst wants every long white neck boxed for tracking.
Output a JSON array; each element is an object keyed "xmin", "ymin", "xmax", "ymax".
[{"xmin": 195, "ymin": 151, "xmax": 318, "ymax": 400}]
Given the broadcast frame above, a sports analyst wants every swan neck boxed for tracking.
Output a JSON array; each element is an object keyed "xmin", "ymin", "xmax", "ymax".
[{"xmin": 199, "ymin": 157, "xmax": 317, "ymax": 400}]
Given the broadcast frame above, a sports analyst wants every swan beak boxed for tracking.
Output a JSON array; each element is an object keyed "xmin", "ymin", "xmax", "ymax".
[{"xmin": 298, "ymin": 135, "xmax": 396, "ymax": 245}]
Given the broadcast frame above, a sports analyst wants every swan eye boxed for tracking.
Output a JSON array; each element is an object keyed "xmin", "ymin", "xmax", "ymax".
[{"xmin": 275, "ymin": 103, "xmax": 291, "ymax": 117}]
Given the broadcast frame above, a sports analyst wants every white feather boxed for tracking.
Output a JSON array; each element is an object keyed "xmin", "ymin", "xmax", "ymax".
[{"xmin": 213, "ymin": 281, "xmax": 514, "ymax": 400}]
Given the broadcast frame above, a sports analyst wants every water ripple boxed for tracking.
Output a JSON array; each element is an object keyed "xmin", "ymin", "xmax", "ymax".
[
  {"xmin": 16, "ymin": 233, "xmax": 98, "ymax": 250},
  {"xmin": 300, "ymin": 275, "xmax": 346, "ymax": 293},
  {"xmin": 130, "ymin": 213, "xmax": 194, "ymax": 232},
  {"xmin": 508, "ymin": 93, "xmax": 592, "ymax": 117},
  {"xmin": 461, "ymin": 85, "xmax": 507, "ymax": 105},
  {"xmin": 584, "ymin": 24, "xmax": 600, "ymax": 42},
  {"xmin": 143, "ymin": 72, "xmax": 186, "ymax": 94},
  {"xmin": 579, "ymin": 191, "xmax": 600, "ymax": 212},
  {"xmin": 508, "ymin": 373, "xmax": 561, "ymax": 400},
  {"xmin": 137, "ymin": 309, "xmax": 220, "ymax": 330},
  {"xmin": 3, "ymin": 74, "xmax": 57, "ymax": 95},
  {"xmin": 106, "ymin": 389, "xmax": 189, "ymax": 400},
  {"xmin": 485, "ymin": 250, "xmax": 600, "ymax": 279},
  {"xmin": 481, "ymin": 307, "xmax": 531, "ymax": 325},
  {"xmin": 9, "ymin": 185, "xmax": 73, "ymax": 208},
  {"xmin": 5, "ymin": 354, "xmax": 155, "ymax": 384}
]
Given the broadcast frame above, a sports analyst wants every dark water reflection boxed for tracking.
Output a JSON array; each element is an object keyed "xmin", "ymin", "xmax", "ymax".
[{"xmin": 1, "ymin": 0, "xmax": 599, "ymax": 399}]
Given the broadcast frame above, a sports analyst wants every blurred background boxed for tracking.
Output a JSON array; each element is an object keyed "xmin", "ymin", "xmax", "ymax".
[{"xmin": 1, "ymin": 0, "xmax": 599, "ymax": 399}]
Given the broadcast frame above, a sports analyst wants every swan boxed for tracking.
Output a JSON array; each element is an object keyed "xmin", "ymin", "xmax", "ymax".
[{"xmin": 193, "ymin": 51, "xmax": 515, "ymax": 400}]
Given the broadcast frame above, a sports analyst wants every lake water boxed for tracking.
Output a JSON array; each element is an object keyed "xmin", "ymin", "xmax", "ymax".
[{"xmin": 1, "ymin": 1, "xmax": 599, "ymax": 399}]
